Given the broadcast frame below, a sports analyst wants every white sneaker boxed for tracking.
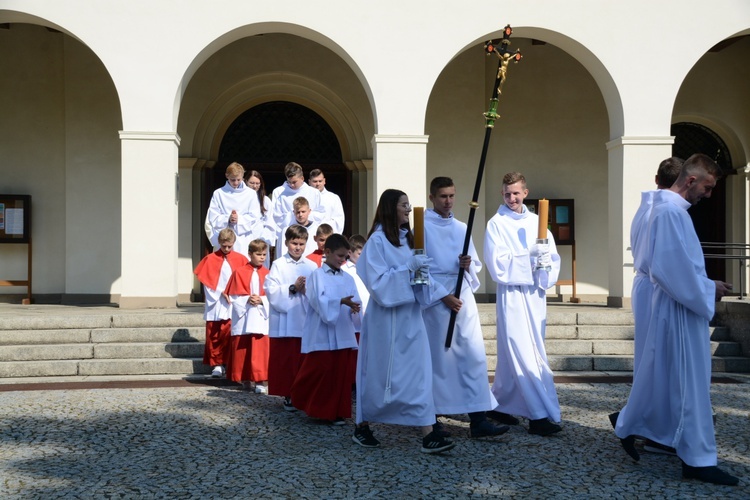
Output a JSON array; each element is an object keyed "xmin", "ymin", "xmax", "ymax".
[
  {"xmin": 211, "ymin": 366, "xmax": 223, "ymax": 378},
  {"xmin": 254, "ymin": 385, "xmax": 268, "ymax": 395}
]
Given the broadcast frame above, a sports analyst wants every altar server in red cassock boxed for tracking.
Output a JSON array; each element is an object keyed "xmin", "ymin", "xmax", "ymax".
[
  {"xmin": 193, "ymin": 228, "xmax": 248, "ymax": 378},
  {"xmin": 264, "ymin": 224, "xmax": 317, "ymax": 411},
  {"xmin": 225, "ymin": 239, "xmax": 271, "ymax": 393},
  {"xmin": 290, "ymin": 234, "xmax": 361, "ymax": 424}
]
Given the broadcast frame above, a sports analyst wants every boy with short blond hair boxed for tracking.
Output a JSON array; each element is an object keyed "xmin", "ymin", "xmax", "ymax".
[
  {"xmin": 205, "ymin": 162, "xmax": 259, "ymax": 258},
  {"xmin": 224, "ymin": 239, "xmax": 271, "ymax": 393},
  {"xmin": 193, "ymin": 228, "xmax": 248, "ymax": 378},
  {"xmin": 277, "ymin": 196, "xmax": 319, "ymax": 259},
  {"xmin": 264, "ymin": 224, "xmax": 318, "ymax": 411},
  {"xmin": 484, "ymin": 171, "xmax": 562, "ymax": 436},
  {"xmin": 306, "ymin": 223, "xmax": 334, "ymax": 267}
]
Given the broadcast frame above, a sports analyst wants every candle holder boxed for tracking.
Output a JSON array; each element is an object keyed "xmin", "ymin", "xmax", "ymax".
[
  {"xmin": 534, "ymin": 238, "xmax": 552, "ymax": 272},
  {"xmin": 410, "ymin": 248, "xmax": 430, "ymax": 286}
]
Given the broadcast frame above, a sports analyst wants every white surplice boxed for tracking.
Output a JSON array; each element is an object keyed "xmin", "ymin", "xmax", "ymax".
[
  {"xmin": 484, "ymin": 204, "xmax": 562, "ymax": 422},
  {"xmin": 203, "ymin": 259, "xmax": 234, "ymax": 321},
  {"xmin": 301, "ymin": 264, "xmax": 360, "ymax": 354},
  {"xmin": 271, "ymin": 181, "xmax": 323, "ymax": 258},
  {"xmin": 228, "ymin": 267, "xmax": 270, "ymax": 337},
  {"xmin": 319, "ymin": 188, "xmax": 345, "ymax": 233},
  {"xmin": 264, "ymin": 254, "xmax": 317, "ymax": 339},
  {"xmin": 422, "ymin": 209, "xmax": 498, "ymax": 414},
  {"xmin": 615, "ymin": 189, "xmax": 718, "ymax": 467},
  {"xmin": 630, "ymin": 190, "xmax": 657, "ymax": 373},
  {"xmin": 205, "ymin": 181, "xmax": 260, "ymax": 258},
  {"xmin": 343, "ymin": 260, "xmax": 369, "ymax": 318},
  {"xmin": 355, "ymin": 227, "xmax": 436, "ymax": 426}
]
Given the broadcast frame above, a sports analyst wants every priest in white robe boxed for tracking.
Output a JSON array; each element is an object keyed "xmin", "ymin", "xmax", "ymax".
[
  {"xmin": 630, "ymin": 157, "xmax": 682, "ymax": 375},
  {"xmin": 614, "ymin": 154, "xmax": 737, "ymax": 486}
]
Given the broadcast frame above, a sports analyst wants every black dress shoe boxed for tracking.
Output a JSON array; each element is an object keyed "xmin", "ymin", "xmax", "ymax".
[
  {"xmin": 682, "ymin": 463, "xmax": 739, "ymax": 486},
  {"xmin": 618, "ymin": 435, "xmax": 640, "ymax": 462},
  {"xmin": 608, "ymin": 411, "xmax": 619, "ymax": 429},
  {"xmin": 486, "ymin": 410, "xmax": 520, "ymax": 426},
  {"xmin": 608, "ymin": 411, "xmax": 639, "ymax": 461},
  {"xmin": 528, "ymin": 418, "xmax": 562, "ymax": 436},
  {"xmin": 470, "ymin": 419, "xmax": 510, "ymax": 438}
]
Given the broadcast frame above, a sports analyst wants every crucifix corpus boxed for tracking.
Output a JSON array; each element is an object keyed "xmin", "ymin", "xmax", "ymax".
[{"xmin": 444, "ymin": 24, "xmax": 522, "ymax": 348}]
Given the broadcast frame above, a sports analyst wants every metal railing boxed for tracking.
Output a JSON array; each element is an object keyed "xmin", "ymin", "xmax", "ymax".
[{"xmin": 701, "ymin": 242, "xmax": 750, "ymax": 300}]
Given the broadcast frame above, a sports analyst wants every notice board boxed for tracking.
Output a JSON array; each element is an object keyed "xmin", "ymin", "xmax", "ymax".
[
  {"xmin": 524, "ymin": 198, "xmax": 575, "ymax": 245},
  {"xmin": 0, "ymin": 195, "xmax": 31, "ymax": 243}
]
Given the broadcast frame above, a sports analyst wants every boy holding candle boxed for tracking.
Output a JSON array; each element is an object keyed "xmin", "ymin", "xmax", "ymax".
[{"xmin": 483, "ymin": 172, "xmax": 562, "ymax": 436}]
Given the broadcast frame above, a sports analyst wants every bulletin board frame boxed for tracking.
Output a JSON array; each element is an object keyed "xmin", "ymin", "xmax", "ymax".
[
  {"xmin": 0, "ymin": 194, "xmax": 32, "ymax": 304},
  {"xmin": 0, "ymin": 194, "xmax": 31, "ymax": 243},
  {"xmin": 525, "ymin": 198, "xmax": 579, "ymax": 303}
]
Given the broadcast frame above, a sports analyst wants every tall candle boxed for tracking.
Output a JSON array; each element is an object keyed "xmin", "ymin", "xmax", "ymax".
[
  {"xmin": 413, "ymin": 206, "xmax": 425, "ymax": 249},
  {"xmin": 537, "ymin": 199, "xmax": 549, "ymax": 239}
]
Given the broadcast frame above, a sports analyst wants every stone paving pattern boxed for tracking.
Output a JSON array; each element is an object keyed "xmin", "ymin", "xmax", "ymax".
[{"xmin": 1, "ymin": 379, "xmax": 748, "ymax": 498}]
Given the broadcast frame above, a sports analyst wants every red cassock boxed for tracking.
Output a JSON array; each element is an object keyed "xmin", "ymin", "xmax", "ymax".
[
  {"xmin": 290, "ymin": 349, "xmax": 355, "ymax": 420},
  {"xmin": 268, "ymin": 338, "xmax": 304, "ymax": 398},
  {"xmin": 224, "ymin": 264, "xmax": 271, "ymax": 382}
]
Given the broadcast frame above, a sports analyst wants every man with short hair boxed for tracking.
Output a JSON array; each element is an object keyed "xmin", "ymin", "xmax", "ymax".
[
  {"xmin": 630, "ymin": 157, "xmax": 683, "ymax": 374},
  {"xmin": 271, "ymin": 162, "xmax": 323, "ymax": 258},
  {"xmin": 613, "ymin": 153, "xmax": 738, "ymax": 486},
  {"xmin": 309, "ymin": 169, "xmax": 345, "ymax": 233}
]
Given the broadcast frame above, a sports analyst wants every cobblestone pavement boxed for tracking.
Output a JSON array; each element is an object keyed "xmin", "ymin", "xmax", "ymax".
[{"xmin": 1, "ymin": 379, "xmax": 748, "ymax": 499}]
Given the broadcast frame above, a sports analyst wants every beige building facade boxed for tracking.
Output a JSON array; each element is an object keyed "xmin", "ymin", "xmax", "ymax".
[{"xmin": 0, "ymin": 0, "xmax": 748, "ymax": 307}]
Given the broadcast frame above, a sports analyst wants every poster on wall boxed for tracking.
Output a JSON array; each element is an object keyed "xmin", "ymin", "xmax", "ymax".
[
  {"xmin": 524, "ymin": 198, "xmax": 575, "ymax": 245},
  {"xmin": 0, "ymin": 195, "xmax": 31, "ymax": 243}
]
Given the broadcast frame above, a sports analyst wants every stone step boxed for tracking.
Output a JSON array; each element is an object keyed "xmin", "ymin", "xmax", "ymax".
[
  {"xmin": 93, "ymin": 342, "xmax": 204, "ymax": 359},
  {"xmin": 488, "ymin": 355, "xmax": 750, "ymax": 373},
  {"xmin": 0, "ymin": 343, "xmax": 93, "ymax": 362},
  {"xmin": 0, "ymin": 329, "xmax": 91, "ymax": 345},
  {"xmin": 90, "ymin": 327, "xmax": 205, "ymax": 344},
  {"xmin": 0, "ymin": 360, "xmax": 80, "ymax": 378},
  {"xmin": 79, "ymin": 358, "xmax": 210, "ymax": 376}
]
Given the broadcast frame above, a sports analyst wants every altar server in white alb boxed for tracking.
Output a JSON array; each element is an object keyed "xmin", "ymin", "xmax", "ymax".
[
  {"xmin": 353, "ymin": 189, "xmax": 455, "ymax": 454},
  {"xmin": 309, "ymin": 169, "xmax": 345, "ymax": 234},
  {"xmin": 613, "ymin": 154, "xmax": 738, "ymax": 486},
  {"xmin": 618, "ymin": 157, "xmax": 682, "ymax": 456},
  {"xmin": 629, "ymin": 157, "xmax": 681, "ymax": 375},
  {"xmin": 484, "ymin": 171, "xmax": 562, "ymax": 437},
  {"xmin": 421, "ymin": 176, "xmax": 507, "ymax": 439},
  {"xmin": 205, "ymin": 162, "xmax": 260, "ymax": 258},
  {"xmin": 271, "ymin": 162, "xmax": 323, "ymax": 258}
]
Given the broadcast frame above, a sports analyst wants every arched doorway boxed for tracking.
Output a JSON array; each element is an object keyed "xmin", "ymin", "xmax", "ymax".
[
  {"xmin": 202, "ymin": 101, "xmax": 351, "ymax": 253},
  {"xmin": 671, "ymin": 122, "xmax": 732, "ymax": 281}
]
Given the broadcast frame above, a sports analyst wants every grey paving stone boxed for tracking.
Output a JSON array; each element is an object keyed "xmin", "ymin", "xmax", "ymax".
[{"xmin": 1, "ymin": 382, "xmax": 746, "ymax": 498}]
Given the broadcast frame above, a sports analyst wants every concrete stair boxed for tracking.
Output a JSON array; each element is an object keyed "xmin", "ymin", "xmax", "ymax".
[
  {"xmin": 481, "ymin": 305, "xmax": 750, "ymax": 373},
  {"xmin": 0, "ymin": 311, "xmax": 210, "ymax": 379},
  {"xmin": 0, "ymin": 303, "xmax": 748, "ymax": 380}
]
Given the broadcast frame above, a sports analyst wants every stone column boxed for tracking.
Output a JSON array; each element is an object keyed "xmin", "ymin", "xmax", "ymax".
[
  {"xmin": 605, "ymin": 136, "xmax": 673, "ymax": 307},
  {"xmin": 119, "ymin": 131, "xmax": 181, "ymax": 308}
]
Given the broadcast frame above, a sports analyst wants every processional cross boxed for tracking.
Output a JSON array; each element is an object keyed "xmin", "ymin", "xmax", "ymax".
[{"xmin": 444, "ymin": 25, "xmax": 522, "ymax": 348}]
